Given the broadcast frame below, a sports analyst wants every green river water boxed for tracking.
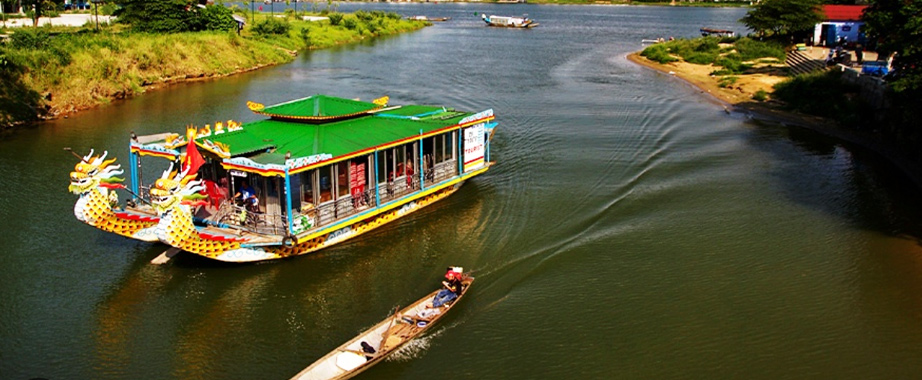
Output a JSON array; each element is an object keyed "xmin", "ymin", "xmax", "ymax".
[{"xmin": 2, "ymin": 4, "xmax": 922, "ymax": 379}]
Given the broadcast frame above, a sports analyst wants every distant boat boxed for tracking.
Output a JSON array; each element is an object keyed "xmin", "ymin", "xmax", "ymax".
[
  {"xmin": 700, "ymin": 27, "xmax": 734, "ymax": 37},
  {"xmin": 407, "ymin": 15, "xmax": 451, "ymax": 21},
  {"xmin": 481, "ymin": 14, "xmax": 538, "ymax": 28}
]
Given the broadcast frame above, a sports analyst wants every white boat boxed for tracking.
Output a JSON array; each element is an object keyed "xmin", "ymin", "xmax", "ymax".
[
  {"xmin": 481, "ymin": 14, "xmax": 538, "ymax": 28},
  {"xmin": 290, "ymin": 270, "xmax": 474, "ymax": 380}
]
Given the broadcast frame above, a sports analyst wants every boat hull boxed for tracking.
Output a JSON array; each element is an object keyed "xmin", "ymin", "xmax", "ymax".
[{"xmin": 172, "ymin": 163, "xmax": 491, "ymax": 263}]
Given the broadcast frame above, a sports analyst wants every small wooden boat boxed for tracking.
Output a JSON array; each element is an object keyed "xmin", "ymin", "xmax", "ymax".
[
  {"xmin": 290, "ymin": 271, "xmax": 474, "ymax": 380},
  {"xmin": 481, "ymin": 14, "xmax": 538, "ymax": 28}
]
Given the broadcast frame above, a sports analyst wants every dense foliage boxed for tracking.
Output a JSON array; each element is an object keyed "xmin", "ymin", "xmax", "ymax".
[
  {"xmin": 252, "ymin": 18, "xmax": 290, "ymax": 36},
  {"xmin": 863, "ymin": 0, "xmax": 922, "ymax": 93},
  {"xmin": 773, "ymin": 71, "xmax": 870, "ymax": 127},
  {"xmin": 740, "ymin": 0, "xmax": 824, "ymax": 39},
  {"xmin": 640, "ymin": 37, "xmax": 786, "ymax": 75},
  {"xmin": 113, "ymin": 0, "xmax": 236, "ymax": 33},
  {"xmin": 862, "ymin": 0, "xmax": 922, "ymax": 150}
]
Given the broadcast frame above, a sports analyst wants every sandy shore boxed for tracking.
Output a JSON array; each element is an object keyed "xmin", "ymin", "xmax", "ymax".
[{"xmin": 627, "ymin": 52, "xmax": 922, "ymax": 190}]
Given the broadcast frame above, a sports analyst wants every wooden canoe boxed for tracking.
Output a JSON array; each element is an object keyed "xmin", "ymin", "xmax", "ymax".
[{"xmin": 290, "ymin": 275, "xmax": 474, "ymax": 380}]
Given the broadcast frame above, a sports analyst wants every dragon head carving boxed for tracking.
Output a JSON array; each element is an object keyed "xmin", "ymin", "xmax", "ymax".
[
  {"xmin": 150, "ymin": 162, "xmax": 206, "ymax": 214},
  {"xmin": 69, "ymin": 150, "xmax": 125, "ymax": 194}
]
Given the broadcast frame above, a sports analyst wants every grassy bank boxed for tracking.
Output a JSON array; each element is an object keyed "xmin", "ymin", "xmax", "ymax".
[{"xmin": 0, "ymin": 11, "xmax": 426, "ymax": 128}]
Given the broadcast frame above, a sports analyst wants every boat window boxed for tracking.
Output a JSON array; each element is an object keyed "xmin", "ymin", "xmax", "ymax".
[
  {"xmin": 318, "ymin": 165, "xmax": 333, "ymax": 203},
  {"xmin": 407, "ymin": 142, "xmax": 417, "ymax": 177},
  {"xmin": 423, "ymin": 137, "xmax": 434, "ymax": 172},
  {"xmin": 336, "ymin": 161, "xmax": 349, "ymax": 198},
  {"xmin": 395, "ymin": 146, "xmax": 406, "ymax": 177},
  {"xmin": 290, "ymin": 172, "xmax": 302, "ymax": 212},
  {"xmin": 434, "ymin": 134, "xmax": 444, "ymax": 163},
  {"xmin": 381, "ymin": 149, "xmax": 394, "ymax": 182},
  {"xmin": 446, "ymin": 133, "xmax": 455, "ymax": 161},
  {"xmin": 300, "ymin": 170, "xmax": 315, "ymax": 208}
]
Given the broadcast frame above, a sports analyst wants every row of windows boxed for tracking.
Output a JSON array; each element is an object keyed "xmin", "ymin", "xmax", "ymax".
[{"xmin": 292, "ymin": 131, "xmax": 457, "ymax": 210}]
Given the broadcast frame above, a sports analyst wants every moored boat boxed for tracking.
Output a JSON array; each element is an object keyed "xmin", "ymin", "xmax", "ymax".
[
  {"xmin": 407, "ymin": 15, "xmax": 451, "ymax": 21},
  {"xmin": 69, "ymin": 95, "xmax": 498, "ymax": 262},
  {"xmin": 290, "ymin": 268, "xmax": 473, "ymax": 380},
  {"xmin": 481, "ymin": 13, "xmax": 538, "ymax": 28}
]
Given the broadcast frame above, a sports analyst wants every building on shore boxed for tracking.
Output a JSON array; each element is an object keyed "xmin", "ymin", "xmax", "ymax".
[{"xmin": 813, "ymin": 5, "xmax": 867, "ymax": 47}]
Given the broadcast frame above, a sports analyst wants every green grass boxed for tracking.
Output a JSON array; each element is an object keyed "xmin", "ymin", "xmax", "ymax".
[
  {"xmin": 640, "ymin": 37, "xmax": 786, "ymax": 76},
  {"xmin": 0, "ymin": 11, "xmax": 426, "ymax": 128}
]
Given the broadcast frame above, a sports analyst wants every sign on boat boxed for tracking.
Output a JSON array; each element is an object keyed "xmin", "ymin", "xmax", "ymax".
[{"xmin": 68, "ymin": 95, "xmax": 498, "ymax": 262}]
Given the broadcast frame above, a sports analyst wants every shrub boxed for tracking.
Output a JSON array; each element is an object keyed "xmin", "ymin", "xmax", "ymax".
[
  {"xmin": 354, "ymin": 10, "xmax": 373, "ymax": 22},
  {"xmin": 734, "ymin": 37, "xmax": 786, "ymax": 61},
  {"xmin": 328, "ymin": 12, "xmax": 343, "ymax": 26},
  {"xmin": 713, "ymin": 55, "xmax": 751, "ymax": 74},
  {"xmin": 343, "ymin": 17, "xmax": 357, "ymax": 30},
  {"xmin": 753, "ymin": 90, "xmax": 768, "ymax": 101},
  {"xmin": 685, "ymin": 51, "xmax": 717, "ymax": 65},
  {"xmin": 718, "ymin": 76, "xmax": 739, "ymax": 88},
  {"xmin": 641, "ymin": 44, "xmax": 677, "ymax": 64},
  {"xmin": 252, "ymin": 17, "xmax": 290, "ymax": 36},
  {"xmin": 195, "ymin": 4, "xmax": 237, "ymax": 32},
  {"xmin": 773, "ymin": 71, "xmax": 866, "ymax": 126},
  {"xmin": 10, "ymin": 28, "xmax": 51, "ymax": 49},
  {"xmin": 299, "ymin": 26, "xmax": 312, "ymax": 48},
  {"xmin": 114, "ymin": 0, "xmax": 195, "ymax": 33}
]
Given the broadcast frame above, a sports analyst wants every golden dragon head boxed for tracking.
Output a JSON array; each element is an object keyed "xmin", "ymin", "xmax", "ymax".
[
  {"xmin": 150, "ymin": 162, "xmax": 207, "ymax": 214},
  {"xmin": 69, "ymin": 150, "xmax": 125, "ymax": 195}
]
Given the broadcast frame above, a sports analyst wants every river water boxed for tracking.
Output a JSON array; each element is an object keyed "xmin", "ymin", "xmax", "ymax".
[{"xmin": 3, "ymin": 4, "xmax": 922, "ymax": 379}]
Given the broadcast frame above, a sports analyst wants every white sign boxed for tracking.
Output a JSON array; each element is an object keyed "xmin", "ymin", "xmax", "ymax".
[{"xmin": 463, "ymin": 123, "xmax": 485, "ymax": 172}]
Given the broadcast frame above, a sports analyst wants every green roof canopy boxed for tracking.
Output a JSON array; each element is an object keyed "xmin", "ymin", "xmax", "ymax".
[
  {"xmin": 249, "ymin": 94, "xmax": 384, "ymax": 123},
  {"xmin": 193, "ymin": 96, "xmax": 488, "ymax": 167}
]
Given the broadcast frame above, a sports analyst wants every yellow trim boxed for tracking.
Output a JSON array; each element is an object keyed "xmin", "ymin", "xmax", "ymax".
[
  {"xmin": 294, "ymin": 164, "xmax": 492, "ymax": 244},
  {"xmin": 197, "ymin": 141, "xmax": 231, "ymax": 159}
]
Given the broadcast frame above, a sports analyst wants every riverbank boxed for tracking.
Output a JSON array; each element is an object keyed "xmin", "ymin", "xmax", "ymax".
[
  {"xmin": 0, "ymin": 12, "xmax": 427, "ymax": 128},
  {"xmin": 627, "ymin": 51, "xmax": 922, "ymax": 190}
]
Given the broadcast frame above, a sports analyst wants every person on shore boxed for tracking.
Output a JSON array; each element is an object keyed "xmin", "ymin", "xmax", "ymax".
[{"xmin": 432, "ymin": 270, "xmax": 463, "ymax": 307}]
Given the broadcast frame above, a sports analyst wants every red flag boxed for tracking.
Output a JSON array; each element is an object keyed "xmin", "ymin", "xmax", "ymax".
[{"xmin": 183, "ymin": 140, "xmax": 205, "ymax": 176}]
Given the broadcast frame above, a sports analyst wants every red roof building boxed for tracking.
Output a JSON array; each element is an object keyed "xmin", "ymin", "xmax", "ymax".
[{"xmin": 822, "ymin": 5, "xmax": 867, "ymax": 22}]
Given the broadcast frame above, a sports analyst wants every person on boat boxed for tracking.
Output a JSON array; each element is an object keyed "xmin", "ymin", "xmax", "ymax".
[
  {"xmin": 360, "ymin": 341, "xmax": 376, "ymax": 360},
  {"xmin": 405, "ymin": 160, "xmax": 415, "ymax": 187},
  {"xmin": 432, "ymin": 270, "xmax": 463, "ymax": 307},
  {"xmin": 234, "ymin": 180, "xmax": 259, "ymax": 211}
]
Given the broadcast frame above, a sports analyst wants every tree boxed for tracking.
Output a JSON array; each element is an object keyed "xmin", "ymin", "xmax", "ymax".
[
  {"xmin": 114, "ymin": 0, "xmax": 236, "ymax": 33},
  {"xmin": 114, "ymin": 0, "xmax": 195, "ymax": 33},
  {"xmin": 740, "ymin": 0, "xmax": 824, "ymax": 40},
  {"xmin": 862, "ymin": 0, "xmax": 922, "ymax": 93},
  {"xmin": 862, "ymin": 0, "xmax": 922, "ymax": 147}
]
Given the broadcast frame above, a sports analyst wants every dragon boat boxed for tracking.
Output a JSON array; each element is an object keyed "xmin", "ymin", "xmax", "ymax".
[{"xmin": 69, "ymin": 94, "xmax": 497, "ymax": 262}]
